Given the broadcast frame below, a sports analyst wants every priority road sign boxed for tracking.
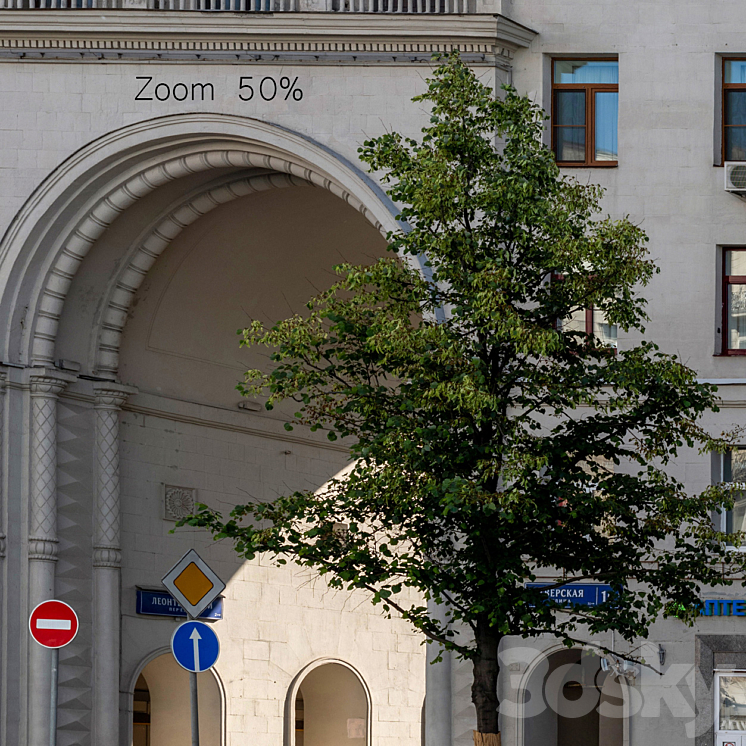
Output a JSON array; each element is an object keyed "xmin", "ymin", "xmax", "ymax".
[
  {"xmin": 162, "ymin": 549, "xmax": 225, "ymax": 620},
  {"xmin": 171, "ymin": 620, "xmax": 220, "ymax": 673},
  {"xmin": 29, "ymin": 600, "xmax": 79, "ymax": 649}
]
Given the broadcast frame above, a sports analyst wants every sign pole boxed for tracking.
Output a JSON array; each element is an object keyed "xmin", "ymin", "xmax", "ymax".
[
  {"xmin": 187, "ymin": 611, "xmax": 200, "ymax": 746},
  {"xmin": 49, "ymin": 648, "xmax": 59, "ymax": 746},
  {"xmin": 162, "ymin": 550, "xmax": 224, "ymax": 746},
  {"xmin": 169, "ymin": 617, "xmax": 220, "ymax": 741},
  {"xmin": 190, "ymin": 668, "xmax": 200, "ymax": 746},
  {"xmin": 28, "ymin": 600, "xmax": 79, "ymax": 746}
]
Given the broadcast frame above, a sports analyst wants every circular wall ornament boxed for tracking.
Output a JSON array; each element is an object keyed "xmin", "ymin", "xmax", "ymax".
[{"xmin": 164, "ymin": 485, "xmax": 196, "ymax": 522}]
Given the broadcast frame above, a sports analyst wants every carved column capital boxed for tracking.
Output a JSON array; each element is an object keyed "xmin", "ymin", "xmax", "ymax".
[
  {"xmin": 93, "ymin": 382, "xmax": 136, "ymax": 410},
  {"xmin": 92, "ymin": 546, "xmax": 122, "ymax": 568},
  {"xmin": 28, "ymin": 537, "xmax": 58, "ymax": 562},
  {"xmin": 28, "ymin": 370, "xmax": 73, "ymax": 399}
]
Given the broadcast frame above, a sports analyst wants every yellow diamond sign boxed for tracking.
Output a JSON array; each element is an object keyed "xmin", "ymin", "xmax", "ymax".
[
  {"xmin": 174, "ymin": 562, "xmax": 214, "ymax": 606},
  {"xmin": 162, "ymin": 549, "xmax": 225, "ymax": 619}
]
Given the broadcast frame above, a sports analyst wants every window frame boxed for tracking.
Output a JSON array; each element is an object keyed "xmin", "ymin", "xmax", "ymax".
[
  {"xmin": 551, "ymin": 58, "xmax": 619, "ymax": 168},
  {"xmin": 551, "ymin": 273, "xmax": 618, "ymax": 352},
  {"xmin": 722, "ymin": 247, "xmax": 746, "ymax": 355},
  {"xmin": 715, "ymin": 671, "xmax": 746, "ymax": 735},
  {"xmin": 718, "ymin": 449, "xmax": 746, "ymax": 552},
  {"xmin": 723, "ymin": 57, "xmax": 746, "ymax": 164}
]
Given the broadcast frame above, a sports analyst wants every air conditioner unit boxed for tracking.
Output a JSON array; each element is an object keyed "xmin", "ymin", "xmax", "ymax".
[{"xmin": 725, "ymin": 162, "xmax": 746, "ymax": 193}]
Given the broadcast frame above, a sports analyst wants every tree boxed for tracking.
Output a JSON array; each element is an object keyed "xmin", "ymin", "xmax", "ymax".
[{"xmin": 185, "ymin": 55, "xmax": 746, "ymax": 744}]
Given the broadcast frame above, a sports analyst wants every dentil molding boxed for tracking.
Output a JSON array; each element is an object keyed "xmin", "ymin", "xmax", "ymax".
[{"xmin": 0, "ymin": 11, "xmax": 536, "ymax": 63}]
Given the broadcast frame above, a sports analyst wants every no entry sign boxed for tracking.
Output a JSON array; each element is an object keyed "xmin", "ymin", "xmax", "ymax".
[{"xmin": 29, "ymin": 600, "xmax": 79, "ymax": 649}]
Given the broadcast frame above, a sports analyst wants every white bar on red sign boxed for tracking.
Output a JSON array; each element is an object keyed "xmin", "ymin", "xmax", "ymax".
[{"xmin": 36, "ymin": 619, "xmax": 71, "ymax": 630}]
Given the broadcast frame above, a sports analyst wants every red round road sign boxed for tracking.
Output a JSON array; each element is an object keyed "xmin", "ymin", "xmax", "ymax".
[{"xmin": 29, "ymin": 600, "xmax": 79, "ymax": 649}]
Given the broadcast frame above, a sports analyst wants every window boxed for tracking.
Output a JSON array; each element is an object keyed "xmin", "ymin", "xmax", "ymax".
[
  {"xmin": 716, "ymin": 673, "xmax": 746, "ymax": 737},
  {"xmin": 133, "ymin": 674, "xmax": 151, "ymax": 746},
  {"xmin": 723, "ymin": 249, "xmax": 746, "ymax": 354},
  {"xmin": 559, "ymin": 306, "xmax": 618, "ymax": 350},
  {"xmin": 719, "ymin": 448, "xmax": 746, "ymax": 538},
  {"xmin": 552, "ymin": 59, "xmax": 619, "ymax": 167},
  {"xmin": 723, "ymin": 59, "xmax": 746, "ymax": 162}
]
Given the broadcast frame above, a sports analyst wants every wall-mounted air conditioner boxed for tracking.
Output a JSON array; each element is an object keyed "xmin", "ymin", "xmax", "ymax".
[{"xmin": 725, "ymin": 162, "xmax": 746, "ymax": 193}]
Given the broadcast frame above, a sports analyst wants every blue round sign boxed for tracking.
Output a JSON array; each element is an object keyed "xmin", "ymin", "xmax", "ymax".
[{"xmin": 171, "ymin": 620, "xmax": 220, "ymax": 673}]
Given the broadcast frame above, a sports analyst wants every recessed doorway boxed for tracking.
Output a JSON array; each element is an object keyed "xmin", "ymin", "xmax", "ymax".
[
  {"xmin": 291, "ymin": 662, "xmax": 369, "ymax": 746},
  {"xmin": 523, "ymin": 649, "xmax": 624, "ymax": 746},
  {"xmin": 132, "ymin": 652, "xmax": 222, "ymax": 746}
]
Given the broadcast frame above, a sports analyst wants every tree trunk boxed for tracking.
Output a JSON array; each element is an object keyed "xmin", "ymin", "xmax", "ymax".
[
  {"xmin": 473, "ymin": 732, "xmax": 501, "ymax": 746},
  {"xmin": 471, "ymin": 619, "xmax": 502, "ymax": 745}
]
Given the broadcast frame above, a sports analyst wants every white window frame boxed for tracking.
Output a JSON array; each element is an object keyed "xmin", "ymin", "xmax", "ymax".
[
  {"xmin": 719, "ymin": 451, "xmax": 746, "ymax": 552},
  {"xmin": 715, "ymin": 670, "xmax": 746, "ymax": 737}
]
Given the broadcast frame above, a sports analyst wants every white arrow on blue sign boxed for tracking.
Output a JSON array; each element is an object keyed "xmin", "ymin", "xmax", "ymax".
[{"xmin": 171, "ymin": 620, "xmax": 220, "ymax": 673}]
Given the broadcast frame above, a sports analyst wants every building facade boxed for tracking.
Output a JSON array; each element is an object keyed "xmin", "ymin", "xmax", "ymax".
[
  {"xmin": 2, "ymin": 2, "xmax": 746, "ymax": 746},
  {"xmin": 0, "ymin": 3, "xmax": 531, "ymax": 746}
]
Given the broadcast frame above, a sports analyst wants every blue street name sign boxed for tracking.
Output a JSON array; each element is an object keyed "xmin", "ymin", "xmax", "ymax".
[
  {"xmin": 171, "ymin": 620, "xmax": 220, "ymax": 673},
  {"xmin": 136, "ymin": 589, "xmax": 223, "ymax": 620},
  {"xmin": 525, "ymin": 583, "xmax": 613, "ymax": 607}
]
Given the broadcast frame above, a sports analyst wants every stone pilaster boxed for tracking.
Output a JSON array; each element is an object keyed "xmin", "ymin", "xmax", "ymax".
[
  {"xmin": 92, "ymin": 383, "xmax": 135, "ymax": 746},
  {"xmin": 0, "ymin": 371, "xmax": 6, "ymax": 560},
  {"xmin": 27, "ymin": 369, "xmax": 74, "ymax": 746}
]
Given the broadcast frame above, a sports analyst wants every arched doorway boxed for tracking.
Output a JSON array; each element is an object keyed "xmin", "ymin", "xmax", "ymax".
[
  {"xmin": 290, "ymin": 661, "xmax": 370, "ymax": 746},
  {"xmin": 133, "ymin": 674, "xmax": 151, "ymax": 746},
  {"xmin": 133, "ymin": 652, "xmax": 223, "ymax": 746},
  {"xmin": 522, "ymin": 649, "xmax": 624, "ymax": 746}
]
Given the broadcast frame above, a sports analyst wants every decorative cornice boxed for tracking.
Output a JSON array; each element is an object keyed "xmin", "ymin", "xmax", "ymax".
[{"xmin": 0, "ymin": 11, "xmax": 536, "ymax": 61}]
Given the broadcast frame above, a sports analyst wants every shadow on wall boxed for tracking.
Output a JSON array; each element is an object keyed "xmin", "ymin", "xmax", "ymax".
[
  {"xmin": 134, "ymin": 653, "xmax": 222, "ymax": 746},
  {"xmin": 294, "ymin": 662, "xmax": 369, "ymax": 746}
]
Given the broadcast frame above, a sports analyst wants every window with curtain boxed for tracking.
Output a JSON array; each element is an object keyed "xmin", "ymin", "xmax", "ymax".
[
  {"xmin": 552, "ymin": 59, "xmax": 619, "ymax": 167},
  {"xmin": 724, "ymin": 60, "xmax": 746, "ymax": 162},
  {"xmin": 723, "ymin": 248, "xmax": 746, "ymax": 354}
]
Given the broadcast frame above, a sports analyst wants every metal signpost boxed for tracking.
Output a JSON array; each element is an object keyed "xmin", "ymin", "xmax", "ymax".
[
  {"xmin": 28, "ymin": 600, "xmax": 79, "ymax": 746},
  {"xmin": 163, "ymin": 549, "xmax": 225, "ymax": 746},
  {"xmin": 171, "ymin": 620, "xmax": 221, "ymax": 746}
]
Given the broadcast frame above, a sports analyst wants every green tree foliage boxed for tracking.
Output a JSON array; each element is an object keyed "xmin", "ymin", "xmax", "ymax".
[{"xmin": 185, "ymin": 55, "xmax": 746, "ymax": 739}]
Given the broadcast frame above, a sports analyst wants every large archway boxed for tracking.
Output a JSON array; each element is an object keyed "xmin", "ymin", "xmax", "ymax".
[
  {"xmin": 0, "ymin": 113, "xmax": 403, "ymax": 372},
  {"xmin": 2, "ymin": 112, "xmax": 422, "ymax": 746}
]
